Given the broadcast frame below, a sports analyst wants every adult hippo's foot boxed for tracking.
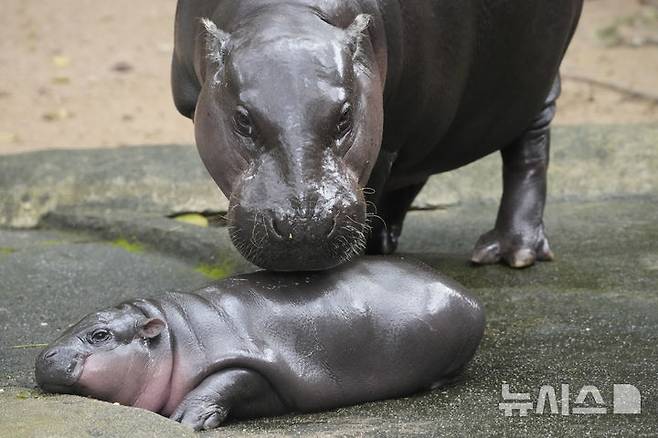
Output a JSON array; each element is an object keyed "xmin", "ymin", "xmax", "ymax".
[
  {"xmin": 471, "ymin": 224, "xmax": 554, "ymax": 268},
  {"xmin": 472, "ymin": 78, "xmax": 560, "ymax": 269}
]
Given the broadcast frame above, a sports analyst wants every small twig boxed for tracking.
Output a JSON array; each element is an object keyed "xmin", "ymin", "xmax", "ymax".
[
  {"xmin": 11, "ymin": 343, "xmax": 48, "ymax": 349},
  {"xmin": 562, "ymin": 74, "xmax": 658, "ymax": 105}
]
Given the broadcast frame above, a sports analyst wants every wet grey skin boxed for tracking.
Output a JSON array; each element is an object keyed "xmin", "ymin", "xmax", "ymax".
[
  {"xmin": 171, "ymin": 0, "xmax": 583, "ymax": 271},
  {"xmin": 35, "ymin": 256, "xmax": 485, "ymax": 431}
]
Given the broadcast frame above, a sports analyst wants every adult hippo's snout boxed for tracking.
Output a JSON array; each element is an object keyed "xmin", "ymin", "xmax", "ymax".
[{"xmin": 227, "ymin": 149, "xmax": 368, "ymax": 271}]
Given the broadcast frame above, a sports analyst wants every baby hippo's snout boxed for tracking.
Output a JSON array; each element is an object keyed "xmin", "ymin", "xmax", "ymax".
[{"xmin": 35, "ymin": 345, "xmax": 82, "ymax": 393}]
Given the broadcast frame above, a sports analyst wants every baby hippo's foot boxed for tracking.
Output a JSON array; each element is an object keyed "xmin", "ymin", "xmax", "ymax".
[
  {"xmin": 471, "ymin": 223, "xmax": 554, "ymax": 268},
  {"xmin": 171, "ymin": 394, "xmax": 229, "ymax": 431}
]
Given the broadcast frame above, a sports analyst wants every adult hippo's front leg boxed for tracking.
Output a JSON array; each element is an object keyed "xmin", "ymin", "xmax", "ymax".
[{"xmin": 471, "ymin": 79, "xmax": 560, "ymax": 268}]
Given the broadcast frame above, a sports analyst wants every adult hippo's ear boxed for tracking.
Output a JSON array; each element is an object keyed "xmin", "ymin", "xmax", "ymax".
[
  {"xmin": 137, "ymin": 318, "xmax": 166, "ymax": 339},
  {"xmin": 344, "ymin": 14, "xmax": 372, "ymax": 66},
  {"xmin": 200, "ymin": 18, "xmax": 231, "ymax": 86}
]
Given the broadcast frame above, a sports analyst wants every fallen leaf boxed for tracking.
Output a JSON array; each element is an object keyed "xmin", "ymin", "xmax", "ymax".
[
  {"xmin": 111, "ymin": 61, "xmax": 134, "ymax": 73},
  {"xmin": 42, "ymin": 109, "xmax": 72, "ymax": 122},
  {"xmin": 0, "ymin": 132, "xmax": 19, "ymax": 143},
  {"xmin": 52, "ymin": 55, "xmax": 71, "ymax": 68},
  {"xmin": 174, "ymin": 214, "xmax": 209, "ymax": 228},
  {"xmin": 52, "ymin": 75, "xmax": 70, "ymax": 85}
]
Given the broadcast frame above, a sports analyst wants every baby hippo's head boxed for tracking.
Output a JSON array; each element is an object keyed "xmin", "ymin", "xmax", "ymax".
[{"xmin": 35, "ymin": 303, "xmax": 170, "ymax": 411}]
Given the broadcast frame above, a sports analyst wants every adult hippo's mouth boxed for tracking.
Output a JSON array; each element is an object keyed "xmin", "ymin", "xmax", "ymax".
[{"xmin": 226, "ymin": 159, "xmax": 370, "ymax": 272}]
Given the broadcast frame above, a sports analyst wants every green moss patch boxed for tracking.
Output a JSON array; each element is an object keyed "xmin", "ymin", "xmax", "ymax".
[
  {"xmin": 196, "ymin": 262, "xmax": 234, "ymax": 280},
  {"xmin": 112, "ymin": 238, "xmax": 144, "ymax": 254},
  {"xmin": 0, "ymin": 247, "xmax": 16, "ymax": 256}
]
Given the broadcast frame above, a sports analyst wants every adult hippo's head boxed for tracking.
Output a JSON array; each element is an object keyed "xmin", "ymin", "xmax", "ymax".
[{"xmin": 192, "ymin": 8, "xmax": 384, "ymax": 271}]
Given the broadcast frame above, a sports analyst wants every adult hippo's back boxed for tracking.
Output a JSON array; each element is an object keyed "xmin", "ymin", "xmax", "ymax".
[{"xmin": 172, "ymin": 0, "xmax": 583, "ymax": 270}]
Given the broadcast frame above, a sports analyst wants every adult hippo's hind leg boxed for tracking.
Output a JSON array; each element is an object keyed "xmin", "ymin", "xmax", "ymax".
[
  {"xmin": 171, "ymin": 368, "xmax": 286, "ymax": 430},
  {"xmin": 366, "ymin": 180, "xmax": 428, "ymax": 255},
  {"xmin": 471, "ymin": 78, "xmax": 560, "ymax": 268}
]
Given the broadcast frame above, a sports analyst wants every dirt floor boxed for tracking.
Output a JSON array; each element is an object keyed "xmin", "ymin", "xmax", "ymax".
[{"xmin": 0, "ymin": 0, "xmax": 657, "ymax": 155}]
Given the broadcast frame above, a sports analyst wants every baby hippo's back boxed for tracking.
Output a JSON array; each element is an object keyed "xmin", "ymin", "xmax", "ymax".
[{"xmin": 165, "ymin": 256, "xmax": 485, "ymax": 412}]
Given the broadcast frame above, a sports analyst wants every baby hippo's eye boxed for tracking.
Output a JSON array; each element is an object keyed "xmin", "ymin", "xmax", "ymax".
[
  {"xmin": 336, "ymin": 103, "xmax": 353, "ymax": 140},
  {"xmin": 233, "ymin": 108, "xmax": 254, "ymax": 138},
  {"xmin": 88, "ymin": 329, "xmax": 112, "ymax": 344}
]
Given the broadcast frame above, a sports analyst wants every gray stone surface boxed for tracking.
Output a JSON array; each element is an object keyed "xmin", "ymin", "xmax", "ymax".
[
  {"xmin": 1, "ymin": 199, "xmax": 657, "ymax": 437},
  {"xmin": 0, "ymin": 145, "xmax": 224, "ymax": 228},
  {"xmin": 2, "ymin": 125, "xmax": 657, "ymax": 226},
  {"xmin": 1, "ymin": 125, "xmax": 657, "ymax": 436},
  {"xmin": 0, "ymin": 387, "xmax": 194, "ymax": 438}
]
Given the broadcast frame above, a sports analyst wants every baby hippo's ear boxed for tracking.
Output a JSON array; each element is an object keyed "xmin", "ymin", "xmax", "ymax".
[{"xmin": 138, "ymin": 318, "xmax": 166, "ymax": 339}]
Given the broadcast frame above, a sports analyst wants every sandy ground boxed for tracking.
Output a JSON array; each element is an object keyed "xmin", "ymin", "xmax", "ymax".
[{"xmin": 0, "ymin": 0, "xmax": 657, "ymax": 155}]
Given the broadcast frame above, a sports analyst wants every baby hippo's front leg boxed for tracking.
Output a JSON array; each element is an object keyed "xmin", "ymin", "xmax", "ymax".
[{"xmin": 170, "ymin": 368, "xmax": 286, "ymax": 430}]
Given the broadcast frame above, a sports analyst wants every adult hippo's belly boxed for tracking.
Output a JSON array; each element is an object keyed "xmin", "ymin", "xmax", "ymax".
[
  {"xmin": 35, "ymin": 256, "xmax": 485, "ymax": 430},
  {"xmin": 171, "ymin": 0, "xmax": 584, "ymax": 271}
]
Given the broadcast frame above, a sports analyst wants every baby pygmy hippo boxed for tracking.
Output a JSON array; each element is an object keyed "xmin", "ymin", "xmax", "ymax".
[{"xmin": 35, "ymin": 256, "xmax": 485, "ymax": 430}]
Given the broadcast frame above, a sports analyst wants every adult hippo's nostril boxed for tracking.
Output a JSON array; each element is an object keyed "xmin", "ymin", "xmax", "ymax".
[
  {"xmin": 271, "ymin": 214, "xmax": 292, "ymax": 240},
  {"xmin": 271, "ymin": 213, "xmax": 336, "ymax": 241},
  {"xmin": 44, "ymin": 349, "xmax": 57, "ymax": 359}
]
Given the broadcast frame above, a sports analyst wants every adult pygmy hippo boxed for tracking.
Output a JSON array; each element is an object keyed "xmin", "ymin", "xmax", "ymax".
[
  {"xmin": 172, "ymin": 0, "xmax": 583, "ymax": 271},
  {"xmin": 36, "ymin": 257, "xmax": 484, "ymax": 430}
]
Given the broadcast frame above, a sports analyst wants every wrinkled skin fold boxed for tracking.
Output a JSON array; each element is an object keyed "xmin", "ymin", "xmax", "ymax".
[
  {"xmin": 172, "ymin": 0, "xmax": 583, "ymax": 271},
  {"xmin": 36, "ymin": 256, "xmax": 485, "ymax": 430}
]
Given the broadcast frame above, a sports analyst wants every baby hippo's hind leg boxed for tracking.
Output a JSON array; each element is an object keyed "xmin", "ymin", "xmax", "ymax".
[
  {"xmin": 171, "ymin": 368, "xmax": 286, "ymax": 431},
  {"xmin": 472, "ymin": 78, "xmax": 561, "ymax": 268}
]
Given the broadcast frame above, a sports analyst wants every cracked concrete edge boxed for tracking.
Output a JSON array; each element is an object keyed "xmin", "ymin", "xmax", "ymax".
[
  {"xmin": 1, "ymin": 124, "xmax": 656, "ymax": 228},
  {"xmin": 0, "ymin": 387, "xmax": 195, "ymax": 438},
  {"xmin": 0, "ymin": 144, "xmax": 227, "ymax": 229}
]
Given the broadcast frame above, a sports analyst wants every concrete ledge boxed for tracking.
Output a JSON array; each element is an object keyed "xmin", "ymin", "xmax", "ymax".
[
  {"xmin": 0, "ymin": 387, "xmax": 194, "ymax": 438},
  {"xmin": 2, "ymin": 125, "xmax": 656, "ymax": 227}
]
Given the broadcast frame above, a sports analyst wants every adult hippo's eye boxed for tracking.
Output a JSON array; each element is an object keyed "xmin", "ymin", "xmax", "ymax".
[
  {"xmin": 233, "ymin": 108, "xmax": 254, "ymax": 138},
  {"xmin": 88, "ymin": 329, "xmax": 112, "ymax": 344},
  {"xmin": 336, "ymin": 103, "xmax": 353, "ymax": 140}
]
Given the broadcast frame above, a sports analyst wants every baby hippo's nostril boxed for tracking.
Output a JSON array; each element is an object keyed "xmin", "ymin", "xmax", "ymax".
[{"xmin": 44, "ymin": 349, "xmax": 57, "ymax": 359}]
